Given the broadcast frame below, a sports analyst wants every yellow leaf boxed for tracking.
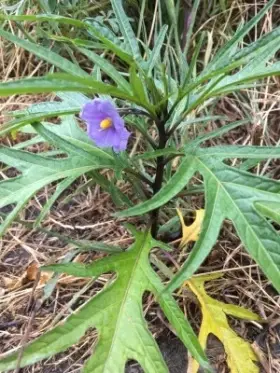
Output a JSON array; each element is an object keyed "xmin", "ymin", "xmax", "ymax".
[
  {"xmin": 176, "ymin": 208, "xmax": 205, "ymax": 248},
  {"xmin": 186, "ymin": 274, "xmax": 261, "ymax": 373}
]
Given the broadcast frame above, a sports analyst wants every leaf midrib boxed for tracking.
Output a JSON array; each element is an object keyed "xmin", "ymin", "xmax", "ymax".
[{"xmin": 102, "ymin": 236, "xmax": 161, "ymax": 372}]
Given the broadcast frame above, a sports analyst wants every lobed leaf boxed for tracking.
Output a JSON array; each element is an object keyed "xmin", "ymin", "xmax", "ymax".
[
  {"xmin": 0, "ymin": 121, "xmax": 117, "ymax": 235},
  {"xmin": 117, "ymin": 144, "xmax": 280, "ymax": 292},
  {"xmin": 0, "ymin": 230, "xmax": 211, "ymax": 373},
  {"xmin": 187, "ymin": 274, "xmax": 260, "ymax": 373}
]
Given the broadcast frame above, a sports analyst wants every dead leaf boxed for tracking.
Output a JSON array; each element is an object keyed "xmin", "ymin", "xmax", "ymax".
[
  {"xmin": 176, "ymin": 208, "xmax": 205, "ymax": 248},
  {"xmin": 187, "ymin": 273, "xmax": 261, "ymax": 373},
  {"xmin": 26, "ymin": 262, "xmax": 52, "ymax": 285},
  {"xmin": 2, "ymin": 257, "xmax": 90, "ymax": 294},
  {"xmin": 26, "ymin": 262, "xmax": 39, "ymax": 281},
  {"xmin": 3, "ymin": 262, "xmax": 52, "ymax": 291}
]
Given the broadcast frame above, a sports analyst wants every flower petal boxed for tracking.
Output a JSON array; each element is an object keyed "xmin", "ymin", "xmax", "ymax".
[
  {"xmin": 80, "ymin": 99, "xmax": 131, "ymax": 152},
  {"xmin": 97, "ymin": 100, "xmax": 118, "ymax": 117},
  {"xmin": 87, "ymin": 120, "xmax": 101, "ymax": 139},
  {"xmin": 80, "ymin": 101, "xmax": 104, "ymax": 122},
  {"xmin": 93, "ymin": 128, "xmax": 117, "ymax": 148},
  {"xmin": 113, "ymin": 128, "xmax": 131, "ymax": 152},
  {"xmin": 111, "ymin": 111, "xmax": 125, "ymax": 131}
]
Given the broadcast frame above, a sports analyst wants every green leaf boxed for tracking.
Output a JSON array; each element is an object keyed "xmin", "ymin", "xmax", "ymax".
[
  {"xmin": 182, "ymin": 31, "xmax": 205, "ymax": 88},
  {"xmin": 0, "ymin": 13, "xmax": 87, "ymax": 29},
  {"xmin": 117, "ymin": 145, "xmax": 280, "ymax": 293},
  {"xmin": 78, "ymin": 47, "xmax": 131, "ymax": 92},
  {"xmin": 0, "ymin": 230, "xmax": 211, "ymax": 373},
  {"xmin": 206, "ymin": 0, "xmax": 276, "ymax": 72},
  {"xmin": 115, "ymin": 155, "xmax": 197, "ymax": 217},
  {"xmin": 255, "ymin": 201, "xmax": 280, "ymax": 224},
  {"xmin": 33, "ymin": 122, "xmax": 114, "ymax": 161},
  {"xmin": 174, "ymin": 3, "xmax": 280, "ymax": 114},
  {"xmin": 34, "ymin": 176, "xmax": 77, "ymax": 227},
  {"xmin": 210, "ymin": 63, "xmax": 280, "ymax": 97},
  {"xmin": 0, "ymin": 122, "xmax": 116, "ymax": 235},
  {"xmin": 197, "ymin": 145, "xmax": 280, "ymax": 159},
  {"xmin": 0, "ymin": 74, "xmax": 152, "ymax": 112},
  {"xmin": 170, "ymin": 159, "xmax": 280, "ymax": 293},
  {"xmin": 164, "ymin": 0, "xmax": 176, "ymax": 25},
  {"xmin": 0, "ymin": 75, "xmax": 129, "ymax": 98},
  {"xmin": 0, "ymin": 13, "xmax": 134, "ymax": 64},
  {"xmin": 0, "ymin": 108, "xmax": 79, "ymax": 137},
  {"xmin": 129, "ymin": 64, "xmax": 149, "ymax": 104},
  {"xmin": 47, "ymin": 74, "xmax": 155, "ymax": 113},
  {"xmin": 0, "ymin": 28, "xmax": 88, "ymax": 77},
  {"xmin": 46, "ymin": 34, "xmax": 105, "ymax": 50},
  {"xmin": 182, "ymin": 0, "xmax": 201, "ymax": 57},
  {"xmin": 208, "ymin": 25, "xmax": 280, "ymax": 74},
  {"xmin": 208, "ymin": 29, "xmax": 280, "ymax": 96},
  {"xmin": 192, "ymin": 119, "xmax": 250, "ymax": 145},
  {"xmin": 194, "ymin": 29, "xmax": 280, "ymax": 104},
  {"xmin": 13, "ymin": 93, "xmax": 88, "ymax": 117},
  {"xmin": 110, "ymin": 0, "xmax": 141, "ymax": 60},
  {"xmin": 176, "ymin": 115, "xmax": 229, "ymax": 131},
  {"xmin": 134, "ymin": 147, "xmax": 184, "ymax": 161},
  {"xmin": 147, "ymin": 25, "xmax": 168, "ymax": 75},
  {"xmin": 85, "ymin": 19, "xmax": 134, "ymax": 64}
]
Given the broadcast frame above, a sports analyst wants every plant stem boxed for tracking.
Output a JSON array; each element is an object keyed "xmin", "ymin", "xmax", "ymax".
[{"xmin": 150, "ymin": 120, "xmax": 168, "ymax": 238}]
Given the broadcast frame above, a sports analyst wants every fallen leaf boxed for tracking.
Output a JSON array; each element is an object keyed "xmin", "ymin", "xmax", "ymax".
[
  {"xmin": 3, "ymin": 262, "xmax": 52, "ymax": 291},
  {"xmin": 176, "ymin": 208, "xmax": 205, "ymax": 248},
  {"xmin": 26, "ymin": 262, "xmax": 40, "ymax": 281},
  {"xmin": 26, "ymin": 262, "xmax": 52, "ymax": 285},
  {"xmin": 187, "ymin": 273, "xmax": 261, "ymax": 373}
]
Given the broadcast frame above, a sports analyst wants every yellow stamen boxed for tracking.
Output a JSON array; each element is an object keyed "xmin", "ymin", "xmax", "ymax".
[{"xmin": 100, "ymin": 117, "xmax": 112, "ymax": 130}]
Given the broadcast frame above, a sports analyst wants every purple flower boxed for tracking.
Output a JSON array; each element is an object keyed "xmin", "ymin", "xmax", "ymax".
[{"xmin": 80, "ymin": 99, "xmax": 131, "ymax": 152}]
